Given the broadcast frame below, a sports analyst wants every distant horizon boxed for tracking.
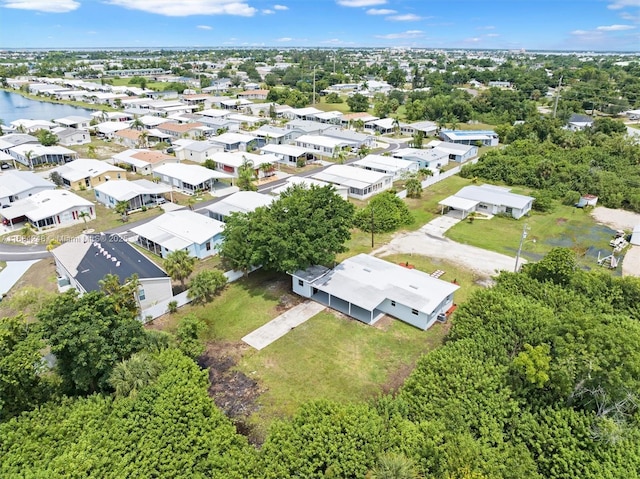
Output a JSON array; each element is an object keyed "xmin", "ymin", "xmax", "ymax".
[{"xmin": 0, "ymin": 0, "xmax": 639, "ymax": 53}]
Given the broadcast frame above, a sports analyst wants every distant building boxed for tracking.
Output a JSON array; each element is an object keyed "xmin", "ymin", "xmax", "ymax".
[{"xmin": 439, "ymin": 130, "xmax": 499, "ymax": 147}]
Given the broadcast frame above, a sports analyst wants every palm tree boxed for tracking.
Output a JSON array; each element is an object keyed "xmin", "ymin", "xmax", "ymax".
[
  {"xmin": 78, "ymin": 211, "xmax": 90, "ymax": 227},
  {"xmin": 87, "ymin": 144, "xmax": 97, "ymax": 159},
  {"xmin": 353, "ymin": 119, "xmax": 365, "ymax": 132},
  {"xmin": 259, "ymin": 162, "xmax": 275, "ymax": 178},
  {"xmin": 20, "ymin": 222, "xmax": 35, "ymax": 238},
  {"xmin": 163, "ymin": 249, "xmax": 196, "ymax": 290},
  {"xmin": 449, "ymin": 115, "xmax": 460, "ymax": 131},
  {"xmin": 392, "ymin": 116, "xmax": 401, "ymax": 137},
  {"xmin": 237, "ymin": 156, "xmax": 257, "ymax": 191},
  {"xmin": 137, "ymin": 130, "xmax": 149, "ymax": 148},
  {"xmin": 436, "ymin": 116, "xmax": 447, "ymax": 134},
  {"xmin": 115, "ymin": 200, "xmax": 129, "ymax": 222},
  {"xmin": 46, "ymin": 238, "xmax": 61, "ymax": 253},
  {"xmin": 108, "ymin": 353, "xmax": 161, "ymax": 398},
  {"xmin": 405, "ymin": 176, "xmax": 423, "ymax": 199},
  {"xmin": 368, "ymin": 453, "xmax": 419, "ymax": 479},
  {"xmin": 24, "ymin": 150, "xmax": 35, "ymax": 170}
]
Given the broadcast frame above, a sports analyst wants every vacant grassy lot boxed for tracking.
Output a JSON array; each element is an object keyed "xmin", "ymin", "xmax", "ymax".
[{"xmin": 446, "ymin": 203, "xmax": 617, "ymax": 269}]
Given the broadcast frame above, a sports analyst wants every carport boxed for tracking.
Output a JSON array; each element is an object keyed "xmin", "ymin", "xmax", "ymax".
[{"xmin": 438, "ymin": 195, "xmax": 479, "ymax": 219}]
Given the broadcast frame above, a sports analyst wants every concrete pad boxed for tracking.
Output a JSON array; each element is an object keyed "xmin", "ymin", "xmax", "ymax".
[
  {"xmin": 242, "ymin": 301, "xmax": 326, "ymax": 350},
  {"xmin": 0, "ymin": 259, "xmax": 41, "ymax": 296},
  {"xmin": 420, "ymin": 215, "xmax": 461, "ymax": 237},
  {"xmin": 622, "ymin": 246, "xmax": 640, "ymax": 277}
]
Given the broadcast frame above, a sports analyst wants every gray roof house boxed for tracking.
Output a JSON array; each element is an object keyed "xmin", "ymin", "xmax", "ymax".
[
  {"xmin": 52, "ymin": 233, "xmax": 173, "ymax": 311},
  {"xmin": 352, "ymin": 154, "xmax": 419, "ymax": 179},
  {"xmin": 439, "ymin": 184, "xmax": 534, "ymax": 219},
  {"xmin": 0, "ymin": 171, "xmax": 55, "ymax": 207},
  {"xmin": 393, "ymin": 148, "xmax": 450, "ymax": 170},
  {"xmin": 291, "ymin": 254, "xmax": 459, "ymax": 330},
  {"xmin": 204, "ymin": 191, "xmax": 274, "ymax": 222},
  {"xmin": 322, "ymin": 126, "xmax": 376, "ymax": 148}
]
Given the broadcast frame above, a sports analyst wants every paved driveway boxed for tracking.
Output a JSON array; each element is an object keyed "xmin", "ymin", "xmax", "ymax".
[{"xmin": 242, "ymin": 301, "xmax": 326, "ymax": 350}]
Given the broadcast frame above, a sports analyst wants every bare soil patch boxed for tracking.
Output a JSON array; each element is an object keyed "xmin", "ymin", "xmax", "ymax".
[
  {"xmin": 556, "ymin": 218, "xmax": 568, "ymax": 225},
  {"xmin": 591, "ymin": 207, "xmax": 640, "ymax": 231}
]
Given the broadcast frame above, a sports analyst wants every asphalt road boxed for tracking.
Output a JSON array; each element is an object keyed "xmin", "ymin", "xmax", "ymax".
[{"xmin": 0, "ymin": 139, "xmax": 406, "ymax": 261}]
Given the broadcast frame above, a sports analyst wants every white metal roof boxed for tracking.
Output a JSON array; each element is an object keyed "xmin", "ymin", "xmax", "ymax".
[
  {"xmin": 312, "ymin": 164, "xmax": 391, "ymax": 190},
  {"xmin": 210, "ymin": 132, "xmax": 257, "ymax": 145},
  {"xmin": 295, "ymin": 134, "xmax": 351, "ymax": 149},
  {"xmin": 210, "ymin": 151, "xmax": 278, "ymax": 168},
  {"xmin": 153, "ymin": 163, "xmax": 232, "ymax": 185},
  {"xmin": 131, "ymin": 210, "xmax": 224, "ymax": 251},
  {"xmin": 260, "ymin": 144, "xmax": 310, "ymax": 157},
  {"xmin": 95, "ymin": 179, "xmax": 171, "ymax": 201},
  {"xmin": 438, "ymin": 195, "xmax": 480, "ymax": 211},
  {"xmin": 270, "ymin": 176, "xmax": 348, "ymax": 196},
  {"xmin": 353, "ymin": 154, "xmax": 418, "ymax": 173},
  {"xmin": 52, "ymin": 159, "xmax": 124, "ymax": 182},
  {"xmin": 1, "ymin": 189, "xmax": 93, "ymax": 222},
  {"xmin": 296, "ymin": 254, "xmax": 459, "ymax": 315},
  {"xmin": 0, "ymin": 171, "xmax": 54, "ymax": 198},
  {"xmin": 205, "ymin": 191, "xmax": 273, "ymax": 217},
  {"xmin": 455, "ymin": 185, "xmax": 534, "ymax": 210}
]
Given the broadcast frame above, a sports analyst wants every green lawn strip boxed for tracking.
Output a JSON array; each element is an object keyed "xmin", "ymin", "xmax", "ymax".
[{"xmin": 239, "ymin": 310, "xmax": 448, "ymax": 424}]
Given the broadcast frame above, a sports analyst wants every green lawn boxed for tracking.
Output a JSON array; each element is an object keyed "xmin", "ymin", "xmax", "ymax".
[
  {"xmin": 239, "ymin": 310, "xmax": 447, "ymax": 424},
  {"xmin": 446, "ymin": 203, "xmax": 617, "ymax": 269}
]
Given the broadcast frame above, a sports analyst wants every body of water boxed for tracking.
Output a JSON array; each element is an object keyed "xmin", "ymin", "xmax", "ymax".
[{"xmin": 0, "ymin": 90, "xmax": 98, "ymax": 125}]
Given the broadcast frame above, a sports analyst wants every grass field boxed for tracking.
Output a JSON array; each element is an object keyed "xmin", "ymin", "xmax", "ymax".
[{"xmin": 446, "ymin": 203, "xmax": 617, "ymax": 270}]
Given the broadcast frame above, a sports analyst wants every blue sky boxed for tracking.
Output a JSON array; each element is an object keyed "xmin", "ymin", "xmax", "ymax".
[{"xmin": 0, "ymin": 0, "xmax": 638, "ymax": 51}]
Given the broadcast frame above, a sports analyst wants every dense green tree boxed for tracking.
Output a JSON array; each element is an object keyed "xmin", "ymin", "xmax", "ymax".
[
  {"xmin": 37, "ymin": 290, "xmax": 147, "ymax": 394},
  {"xmin": 36, "ymin": 129, "xmax": 58, "ymax": 146},
  {"xmin": 355, "ymin": 191, "xmax": 414, "ymax": 233},
  {"xmin": 175, "ymin": 314, "xmax": 206, "ymax": 359},
  {"xmin": 108, "ymin": 352, "xmax": 161, "ymax": 397},
  {"xmin": 187, "ymin": 269, "xmax": 227, "ymax": 304},
  {"xmin": 347, "ymin": 93, "xmax": 369, "ymax": 112}
]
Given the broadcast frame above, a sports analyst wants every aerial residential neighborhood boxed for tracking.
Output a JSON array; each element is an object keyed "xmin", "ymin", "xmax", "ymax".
[{"xmin": 0, "ymin": 0, "xmax": 639, "ymax": 476}]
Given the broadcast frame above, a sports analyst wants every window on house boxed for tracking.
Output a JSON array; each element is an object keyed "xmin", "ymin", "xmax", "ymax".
[
  {"xmin": 139, "ymin": 289, "xmax": 146, "ymax": 301},
  {"xmin": 411, "ymin": 309, "xmax": 419, "ymax": 315},
  {"xmin": 391, "ymin": 300, "xmax": 396, "ymax": 307},
  {"xmin": 206, "ymin": 242, "xmax": 211, "ymax": 251},
  {"xmin": 298, "ymin": 279, "xmax": 304, "ymax": 286}
]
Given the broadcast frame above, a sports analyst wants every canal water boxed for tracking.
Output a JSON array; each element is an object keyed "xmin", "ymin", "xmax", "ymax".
[{"xmin": 0, "ymin": 90, "xmax": 98, "ymax": 124}]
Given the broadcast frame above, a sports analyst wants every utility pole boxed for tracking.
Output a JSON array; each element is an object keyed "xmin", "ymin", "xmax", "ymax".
[
  {"xmin": 312, "ymin": 65, "xmax": 318, "ymax": 105},
  {"xmin": 552, "ymin": 75, "xmax": 563, "ymax": 119},
  {"xmin": 514, "ymin": 223, "xmax": 530, "ymax": 273}
]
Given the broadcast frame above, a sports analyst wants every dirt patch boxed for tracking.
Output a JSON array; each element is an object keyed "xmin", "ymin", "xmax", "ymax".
[
  {"xmin": 373, "ymin": 314, "xmax": 394, "ymax": 331},
  {"xmin": 556, "ymin": 218, "xmax": 568, "ymax": 225},
  {"xmin": 198, "ymin": 342, "xmax": 263, "ymax": 442},
  {"xmin": 591, "ymin": 207, "xmax": 640, "ymax": 231},
  {"xmin": 380, "ymin": 362, "xmax": 415, "ymax": 395}
]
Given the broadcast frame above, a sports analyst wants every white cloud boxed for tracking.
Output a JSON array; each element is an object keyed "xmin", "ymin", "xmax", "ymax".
[
  {"xmin": 273, "ymin": 4, "xmax": 288, "ymax": 10},
  {"xmin": 571, "ymin": 30, "xmax": 591, "ymax": 35},
  {"xmin": 367, "ymin": 8, "xmax": 395, "ymax": 14},
  {"xmin": 477, "ymin": 25, "xmax": 495, "ymax": 30},
  {"xmin": 608, "ymin": 0, "xmax": 640, "ymax": 9},
  {"xmin": 262, "ymin": 8, "xmax": 274, "ymax": 14},
  {"xmin": 105, "ymin": 0, "xmax": 257, "ymax": 17},
  {"xmin": 375, "ymin": 30, "xmax": 423, "ymax": 39},
  {"xmin": 1, "ymin": 0, "xmax": 80, "ymax": 13},
  {"xmin": 465, "ymin": 37, "xmax": 481, "ymax": 43},
  {"xmin": 486, "ymin": 33, "xmax": 500, "ymax": 37},
  {"xmin": 321, "ymin": 38, "xmax": 355, "ymax": 45},
  {"xmin": 620, "ymin": 11, "xmax": 640, "ymax": 21},
  {"xmin": 596, "ymin": 24, "xmax": 635, "ymax": 31},
  {"xmin": 337, "ymin": 0, "xmax": 386, "ymax": 7},
  {"xmin": 276, "ymin": 37, "xmax": 292, "ymax": 42},
  {"xmin": 197, "ymin": 25, "xmax": 213, "ymax": 30},
  {"xmin": 387, "ymin": 13, "xmax": 422, "ymax": 21}
]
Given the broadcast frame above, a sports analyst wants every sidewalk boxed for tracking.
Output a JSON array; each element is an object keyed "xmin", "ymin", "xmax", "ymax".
[{"xmin": 242, "ymin": 300, "xmax": 326, "ymax": 350}]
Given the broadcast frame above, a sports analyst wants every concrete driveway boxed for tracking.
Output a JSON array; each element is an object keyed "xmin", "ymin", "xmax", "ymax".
[{"xmin": 242, "ymin": 301, "xmax": 325, "ymax": 350}]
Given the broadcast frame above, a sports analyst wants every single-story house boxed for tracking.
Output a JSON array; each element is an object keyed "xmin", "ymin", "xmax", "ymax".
[
  {"xmin": 204, "ymin": 191, "xmax": 274, "ymax": 222},
  {"xmin": 314, "ymin": 111, "xmax": 344, "ymax": 124},
  {"xmin": 112, "ymin": 149, "xmax": 178, "ymax": 175},
  {"xmin": 260, "ymin": 144, "xmax": 314, "ymax": 166},
  {"xmin": 291, "ymin": 254, "xmax": 459, "ymax": 330},
  {"xmin": 51, "ymin": 127, "xmax": 91, "ymax": 146},
  {"xmin": 352, "ymin": 154, "xmax": 419, "ymax": 179},
  {"xmin": 52, "ymin": 233, "xmax": 173, "ymax": 310},
  {"xmin": 566, "ymin": 114, "xmax": 594, "ymax": 131},
  {"xmin": 405, "ymin": 120, "xmax": 439, "ymax": 137},
  {"xmin": 364, "ymin": 118, "xmax": 409, "ymax": 135},
  {"xmin": 8, "ymin": 144, "xmax": 78, "ymax": 167},
  {"xmin": 439, "ymin": 184, "xmax": 534, "ymax": 220},
  {"xmin": 294, "ymin": 134, "xmax": 354, "ymax": 158},
  {"xmin": 208, "ymin": 132, "xmax": 258, "ymax": 152},
  {"xmin": 226, "ymin": 113, "xmax": 265, "ymax": 129},
  {"xmin": 0, "ymin": 171, "xmax": 55, "ymax": 207},
  {"xmin": 425, "ymin": 140, "xmax": 478, "ymax": 162},
  {"xmin": 94, "ymin": 179, "xmax": 172, "ymax": 211},
  {"xmin": 53, "ymin": 115, "xmax": 92, "ymax": 130},
  {"xmin": 237, "ymin": 89, "xmax": 269, "ymax": 101},
  {"xmin": 439, "ymin": 130, "xmax": 499, "ymax": 147},
  {"xmin": 220, "ymin": 98, "xmax": 254, "ymax": 111},
  {"xmin": 51, "ymin": 158, "xmax": 126, "ymax": 190},
  {"xmin": 113, "ymin": 128, "xmax": 146, "ymax": 149},
  {"xmin": 211, "ymin": 151, "xmax": 278, "ymax": 179},
  {"xmin": 10, "ymin": 119, "xmax": 57, "ymax": 133},
  {"xmin": 1, "ymin": 189, "xmax": 95, "ymax": 229},
  {"xmin": 284, "ymin": 119, "xmax": 332, "ymax": 136},
  {"xmin": 174, "ymin": 140, "xmax": 224, "ymax": 163},
  {"xmin": 311, "ymin": 164, "xmax": 393, "ymax": 200},
  {"xmin": 156, "ymin": 121, "xmax": 207, "ymax": 140},
  {"xmin": 269, "ymin": 176, "xmax": 349, "ymax": 199},
  {"xmin": 340, "ymin": 112, "xmax": 379, "ymax": 128},
  {"xmin": 283, "ymin": 107, "xmax": 324, "ymax": 121},
  {"xmin": 393, "ymin": 148, "xmax": 449, "ymax": 170},
  {"xmin": 253, "ymin": 125, "xmax": 294, "ymax": 145},
  {"xmin": 94, "ymin": 121, "xmax": 133, "ymax": 139},
  {"xmin": 131, "ymin": 210, "xmax": 225, "ymax": 259},
  {"xmin": 0, "ymin": 133, "xmax": 39, "ymax": 153},
  {"xmin": 322, "ymin": 126, "xmax": 376, "ymax": 149},
  {"xmin": 197, "ymin": 108, "xmax": 232, "ymax": 119},
  {"xmin": 152, "ymin": 163, "xmax": 232, "ymax": 194}
]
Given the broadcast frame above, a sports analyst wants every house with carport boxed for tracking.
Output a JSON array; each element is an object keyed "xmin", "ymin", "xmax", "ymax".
[
  {"xmin": 425, "ymin": 140, "xmax": 477, "ymax": 163},
  {"xmin": 112, "ymin": 149, "xmax": 178, "ymax": 175},
  {"xmin": 51, "ymin": 158, "xmax": 125, "ymax": 190},
  {"xmin": 438, "ymin": 184, "xmax": 534, "ymax": 220},
  {"xmin": 209, "ymin": 132, "xmax": 258, "ymax": 152},
  {"xmin": 269, "ymin": 176, "xmax": 348, "ymax": 199},
  {"xmin": 393, "ymin": 148, "xmax": 449, "ymax": 170},
  {"xmin": 52, "ymin": 233, "xmax": 173, "ymax": 311},
  {"xmin": 294, "ymin": 134, "xmax": 354, "ymax": 158},
  {"xmin": 131, "ymin": 210, "xmax": 225, "ymax": 259},
  {"xmin": 204, "ymin": 191, "xmax": 274, "ymax": 222},
  {"xmin": 291, "ymin": 254, "xmax": 459, "ymax": 330},
  {"xmin": 440, "ymin": 130, "xmax": 499, "ymax": 147},
  {"xmin": 311, "ymin": 164, "xmax": 392, "ymax": 200},
  {"xmin": 174, "ymin": 140, "xmax": 224, "ymax": 163},
  {"xmin": 1, "ymin": 189, "xmax": 95, "ymax": 229},
  {"xmin": 152, "ymin": 163, "xmax": 232, "ymax": 194},
  {"xmin": 0, "ymin": 171, "xmax": 55, "ymax": 207},
  {"xmin": 94, "ymin": 179, "xmax": 172, "ymax": 211},
  {"xmin": 352, "ymin": 154, "xmax": 418, "ymax": 179},
  {"xmin": 9, "ymin": 144, "xmax": 78, "ymax": 168},
  {"xmin": 211, "ymin": 151, "xmax": 278, "ymax": 180},
  {"xmin": 260, "ymin": 144, "xmax": 314, "ymax": 167},
  {"xmin": 51, "ymin": 127, "xmax": 90, "ymax": 146}
]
